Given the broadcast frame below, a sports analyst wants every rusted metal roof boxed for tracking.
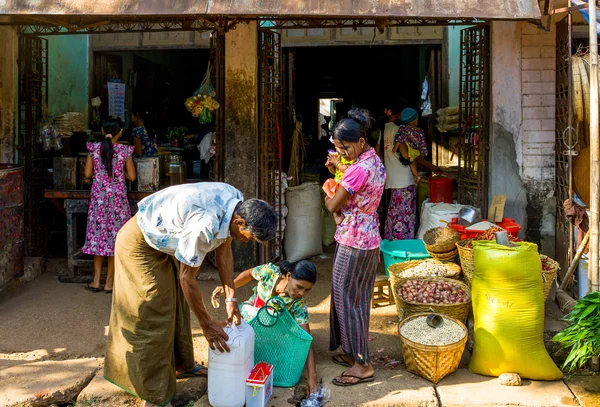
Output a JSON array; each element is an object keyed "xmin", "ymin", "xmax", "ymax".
[{"xmin": 0, "ymin": 0, "xmax": 541, "ymax": 20}]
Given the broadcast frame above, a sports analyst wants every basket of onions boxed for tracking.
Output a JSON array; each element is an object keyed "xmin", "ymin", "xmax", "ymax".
[
  {"xmin": 393, "ymin": 277, "xmax": 471, "ymax": 323},
  {"xmin": 540, "ymin": 254, "xmax": 560, "ymax": 300},
  {"xmin": 388, "ymin": 260, "xmax": 462, "ymax": 315}
]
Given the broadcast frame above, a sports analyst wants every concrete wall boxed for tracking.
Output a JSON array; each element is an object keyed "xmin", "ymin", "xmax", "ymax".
[
  {"xmin": 490, "ymin": 21, "xmax": 528, "ymax": 235},
  {"xmin": 489, "ymin": 21, "xmax": 556, "ymax": 254},
  {"xmin": 224, "ymin": 22, "xmax": 259, "ymax": 271},
  {"xmin": 447, "ymin": 26, "xmax": 464, "ymax": 107},
  {"xmin": 46, "ymin": 35, "xmax": 89, "ymax": 122},
  {"xmin": 0, "ymin": 27, "xmax": 17, "ymax": 163}
]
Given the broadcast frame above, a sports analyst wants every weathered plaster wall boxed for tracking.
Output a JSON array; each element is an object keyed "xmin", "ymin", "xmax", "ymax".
[
  {"xmin": 46, "ymin": 35, "xmax": 89, "ymax": 122},
  {"xmin": 447, "ymin": 25, "xmax": 465, "ymax": 107},
  {"xmin": 0, "ymin": 27, "xmax": 17, "ymax": 163},
  {"xmin": 224, "ymin": 22, "xmax": 259, "ymax": 271},
  {"xmin": 490, "ymin": 21, "xmax": 556, "ymax": 255},
  {"xmin": 490, "ymin": 21, "xmax": 527, "ymax": 235},
  {"xmin": 520, "ymin": 22, "xmax": 556, "ymax": 255}
]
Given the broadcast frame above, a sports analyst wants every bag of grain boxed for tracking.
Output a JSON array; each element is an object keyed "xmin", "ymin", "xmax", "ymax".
[
  {"xmin": 284, "ymin": 183, "xmax": 323, "ymax": 261},
  {"xmin": 469, "ymin": 241, "xmax": 562, "ymax": 380}
]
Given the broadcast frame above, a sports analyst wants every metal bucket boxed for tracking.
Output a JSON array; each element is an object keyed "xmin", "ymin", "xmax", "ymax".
[
  {"xmin": 0, "ymin": 164, "xmax": 24, "ymax": 283},
  {"xmin": 133, "ymin": 157, "xmax": 159, "ymax": 191},
  {"xmin": 53, "ymin": 157, "xmax": 77, "ymax": 189}
]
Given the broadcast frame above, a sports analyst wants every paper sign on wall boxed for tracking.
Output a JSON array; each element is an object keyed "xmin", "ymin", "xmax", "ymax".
[{"xmin": 107, "ymin": 82, "xmax": 125, "ymax": 120}]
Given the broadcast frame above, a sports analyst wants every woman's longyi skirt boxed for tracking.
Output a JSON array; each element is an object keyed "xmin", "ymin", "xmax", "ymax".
[
  {"xmin": 104, "ymin": 215, "xmax": 195, "ymax": 406},
  {"xmin": 329, "ymin": 244, "xmax": 379, "ymax": 365}
]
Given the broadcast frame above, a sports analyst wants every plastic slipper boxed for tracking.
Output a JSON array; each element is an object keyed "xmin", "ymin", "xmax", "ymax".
[
  {"xmin": 331, "ymin": 355, "xmax": 352, "ymax": 368},
  {"xmin": 84, "ymin": 285, "xmax": 102, "ymax": 293},
  {"xmin": 332, "ymin": 373, "xmax": 375, "ymax": 387},
  {"xmin": 176, "ymin": 363, "xmax": 207, "ymax": 379}
]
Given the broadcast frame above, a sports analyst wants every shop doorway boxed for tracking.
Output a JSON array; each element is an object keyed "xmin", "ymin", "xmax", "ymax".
[
  {"xmin": 282, "ymin": 44, "xmax": 441, "ymax": 184},
  {"xmin": 92, "ymin": 49, "xmax": 211, "ymax": 141}
]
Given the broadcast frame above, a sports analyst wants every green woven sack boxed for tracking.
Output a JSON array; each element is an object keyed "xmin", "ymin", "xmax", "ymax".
[{"xmin": 249, "ymin": 297, "xmax": 313, "ymax": 387}]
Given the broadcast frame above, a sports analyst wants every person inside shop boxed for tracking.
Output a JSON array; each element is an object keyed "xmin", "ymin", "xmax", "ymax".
[
  {"xmin": 103, "ymin": 182, "xmax": 278, "ymax": 407},
  {"xmin": 131, "ymin": 109, "xmax": 158, "ymax": 156},
  {"xmin": 211, "ymin": 259, "xmax": 318, "ymax": 393},
  {"xmin": 377, "ymin": 106, "xmax": 439, "ymax": 240},
  {"xmin": 82, "ymin": 116, "xmax": 136, "ymax": 294},
  {"xmin": 392, "ymin": 108, "xmax": 438, "ymax": 184},
  {"xmin": 325, "ymin": 108, "xmax": 386, "ymax": 386}
]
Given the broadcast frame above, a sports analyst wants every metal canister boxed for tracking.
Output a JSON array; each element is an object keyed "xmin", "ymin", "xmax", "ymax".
[
  {"xmin": 133, "ymin": 157, "xmax": 160, "ymax": 191},
  {"xmin": 0, "ymin": 164, "xmax": 24, "ymax": 282},
  {"xmin": 53, "ymin": 157, "xmax": 77, "ymax": 189},
  {"xmin": 167, "ymin": 155, "xmax": 187, "ymax": 186}
]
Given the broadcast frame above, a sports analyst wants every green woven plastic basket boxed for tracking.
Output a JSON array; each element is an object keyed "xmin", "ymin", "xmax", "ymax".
[{"xmin": 249, "ymin": 297, "xmax": 313, "ymax": 387}]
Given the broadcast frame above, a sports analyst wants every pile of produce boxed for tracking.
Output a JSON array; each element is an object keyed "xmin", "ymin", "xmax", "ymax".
[
  {"xmin": 398, "ymin": 280, "xmax": 469, "ymax": 305},
  {"xmin": 540, "ymin": 256, "xmax": 556, "ymax": 273},
  {"xmin": 397, "ymin": 260, "xmax": 457, "ymax": 279},
  {"xmin": 464, "ymin": 226, "xmax": 520, "ymax": 248},
  {"xmin": 400, "ymin": 315, "xmax": 465, "ymax": 346}
]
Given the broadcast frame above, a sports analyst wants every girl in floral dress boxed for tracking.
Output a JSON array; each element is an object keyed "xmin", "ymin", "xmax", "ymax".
[{"xmin": 83, "ymin": 117, "xmax": 136, "ymax": 293}]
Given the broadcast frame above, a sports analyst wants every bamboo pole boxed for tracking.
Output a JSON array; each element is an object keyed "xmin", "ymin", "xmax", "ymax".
[{"xmin": 589, "ymin": 0, "xmax": 600, "ymax": 294}]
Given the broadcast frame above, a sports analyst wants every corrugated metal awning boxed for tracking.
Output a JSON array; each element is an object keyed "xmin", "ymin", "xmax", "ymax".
[{"xmin": 0, "ymin": 0, "xmax": 541, "ymax": 21}]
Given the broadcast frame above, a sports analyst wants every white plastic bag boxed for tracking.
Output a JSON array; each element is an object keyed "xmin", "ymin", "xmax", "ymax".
[
  {"xmin": 198, "ymin": 132, "xmax": 215, "ymax": 163},
  {"xmin": 284, "ymin": 183, "xmax": 323, "ymax": 261},
  {"xmin": 417, "ymin": 200, "xmax": 465, "ymax": 239}
]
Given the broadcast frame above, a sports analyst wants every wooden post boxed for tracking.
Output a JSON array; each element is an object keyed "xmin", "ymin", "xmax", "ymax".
[{"xmin": 589, "ymin": 0, "xmax": 600, "ymax": 294}]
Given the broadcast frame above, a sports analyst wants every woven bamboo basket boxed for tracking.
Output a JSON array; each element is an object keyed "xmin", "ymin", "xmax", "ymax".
[
  {"xmin": 540, "ymin": 254, "xmax": 560, "ymax": 300},
  {"xmin": 392, "ymin": 277, "xmax": 471, "ymax": 323},
  {"xmin": 398, "ymin": 313, "xmax": 468, "ymax": 383},
  {"xmin": 427, "ymin": 248, "xmax": 459, "ymax": 262},
  {"xmin": 423, "ymin": 227, "xmax": 461, "ymax": 254},
  {"xmin": 388, "ymin": 260, "xmax": 461, "ymax": 317},
  {"xmin": 456, "ymin": 240, "xmax": 474, "ymax": 285}
]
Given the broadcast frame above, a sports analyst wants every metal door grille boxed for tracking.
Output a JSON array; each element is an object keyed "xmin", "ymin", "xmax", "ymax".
[
  {"xmin": 555, "ymin": 17, "xmax": 574, "ymax": 236},
  {"xmin": 18, "ymin": 36, "xmax": 51, "ymax": 257},
  {"xmin": 458, "ymin": 26, "xmax": 490, "ymax": 215},
  {"xmin": 258, "ymin": 28, "xmax": 283, "ymax": 264},
  {"xmin": 209, "ymin": 31, "xmax": 225, "ymax": 182}
]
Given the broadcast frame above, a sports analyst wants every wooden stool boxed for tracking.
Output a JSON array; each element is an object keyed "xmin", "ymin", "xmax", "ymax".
[{"xmin": 372, "ymin": 275, "xmax": 394, "ymax": 308}]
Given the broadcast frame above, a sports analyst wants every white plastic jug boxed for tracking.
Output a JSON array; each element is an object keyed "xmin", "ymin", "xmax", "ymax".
[{"xmin": 208, "ymin": 319, "xmax": 255, "ymax": 407}]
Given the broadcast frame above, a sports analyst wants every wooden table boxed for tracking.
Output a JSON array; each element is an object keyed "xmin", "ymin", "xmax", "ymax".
[{"xmin": 44, "ymin": 189, "xmax": 155, "ymax": 282}]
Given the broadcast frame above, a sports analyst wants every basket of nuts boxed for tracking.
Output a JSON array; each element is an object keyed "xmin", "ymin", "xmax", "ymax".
[
  {"xmin": 398, "ymin": 313, "xmax": 468, "ymax": 383},
  {"xmin": 393, "ymin": 277, "xmax": 471, "ymax": 323}
]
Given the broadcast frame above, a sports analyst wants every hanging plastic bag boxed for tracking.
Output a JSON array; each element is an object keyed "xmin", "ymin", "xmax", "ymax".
[
  {"xmin": 421, "ymin": 96, "xmax": 432, "ymax": 117},
  {"xmin": 198, "ymin": 132, "xmax": 215, "ymax": 163},
  {"xmin": 198, "ymin": 62, "xmax": 216, "ymax": 98}
]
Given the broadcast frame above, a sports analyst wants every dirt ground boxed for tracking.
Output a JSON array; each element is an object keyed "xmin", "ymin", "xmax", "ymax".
[{"xmin": 0, "ymin": 253, "xmax": 596, "ymax": 407}]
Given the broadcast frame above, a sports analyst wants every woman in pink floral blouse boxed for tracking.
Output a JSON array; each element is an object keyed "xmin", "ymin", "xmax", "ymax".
[{"xmin": 324, "ymin": 108, "xmax": 386, "ymax": 387}]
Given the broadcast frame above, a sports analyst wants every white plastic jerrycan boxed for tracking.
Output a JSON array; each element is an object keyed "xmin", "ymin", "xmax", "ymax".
[{"xmin": 208, "ymin": 319, "xmax": 255, "ymax": 407}]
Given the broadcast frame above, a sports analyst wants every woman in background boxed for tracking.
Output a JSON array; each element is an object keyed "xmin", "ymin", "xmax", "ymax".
[{"xmin": 131, "ymin": 109, "xmax": 158, "ymax": 156}]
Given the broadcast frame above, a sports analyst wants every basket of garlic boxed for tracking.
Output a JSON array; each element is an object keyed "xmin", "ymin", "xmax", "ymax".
[
  {"xmin": 398, "ymin": 313, "xmax": 467, "ymax": 383},
  {"xmin": 393, "ymin": 277, "xmax": 471, "ymax": 323}
]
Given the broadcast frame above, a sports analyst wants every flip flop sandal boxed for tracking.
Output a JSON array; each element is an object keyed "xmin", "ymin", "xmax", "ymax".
[
  {"xmin": 331, "ymin": 355, "xmax": 352, "ymax": 368},
  {"xmin": 84, "ymin": 285, "xmax": 102, "ymax": 293},
  {"xmin": 332, "ymin": 373, "xmax": 375, "ymax": 387},
  {"xmin": 176, "ymin": 363, "xmax": 207, "ymax": 379},
  {"xmin": 104, "ymin": 290, "xmax": 113, "ymax": 294}
]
